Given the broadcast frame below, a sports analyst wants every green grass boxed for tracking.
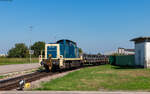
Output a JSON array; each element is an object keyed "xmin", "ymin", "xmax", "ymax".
[
  {"xmin": 0, "ymin": 58, "xmax": 38, "ymax": 65},
  {"xmin": 35, "ymin": 65, "xmax": 150, "ymax": 91},
  {"xmin": 0, "ymin": 75, "xmax": 5, "ymax": 79}
]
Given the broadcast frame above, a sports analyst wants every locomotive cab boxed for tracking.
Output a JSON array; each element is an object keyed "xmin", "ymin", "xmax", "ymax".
[{"xmin": 44, "ymin": 43, "xmax": 61, "ymax": 71}]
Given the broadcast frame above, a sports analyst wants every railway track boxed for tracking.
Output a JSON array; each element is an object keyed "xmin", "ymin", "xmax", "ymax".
[
  {"xmin": 0, "ymin": 71, "xmax": 56, "ymax": 91},
  {"xmin": 0, "ymin": 67, "xmax": 80, "ymax": 91},
  {"xmin": 0, "ymin": 63, "xmax": 108, "ymax": 91}
]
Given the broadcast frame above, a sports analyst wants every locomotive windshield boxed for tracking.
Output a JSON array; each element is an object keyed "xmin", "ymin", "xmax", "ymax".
[{"xmin": 47, "ymin": 46, "xmax": 57, "ymax": 58}]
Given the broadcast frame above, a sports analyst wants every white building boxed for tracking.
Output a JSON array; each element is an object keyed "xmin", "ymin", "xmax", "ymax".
[
  {"xmin": 118, "ymin": 48, "xmax": 135, "ymax": 55},
  {"xmin": 104, "ymin": 48, "xmax": 134, "ymax": 56},
  {"xmin": 104, "ymin": 51, "xmax": 117, "ymax": 55},
  {"xmin": 131, "ymin": 37, "xmax": 150, "ymax": 68}
]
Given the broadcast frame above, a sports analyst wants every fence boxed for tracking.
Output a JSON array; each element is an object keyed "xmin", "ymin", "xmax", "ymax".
[{"xmin": 109, "ymin": 55, "xmax": 135, "ymax": 67}]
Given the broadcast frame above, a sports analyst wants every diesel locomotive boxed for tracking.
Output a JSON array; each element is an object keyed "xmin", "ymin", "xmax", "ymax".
[{"xmin": 39, "ymin": 39, "xmax": 108, "ymax": 72}]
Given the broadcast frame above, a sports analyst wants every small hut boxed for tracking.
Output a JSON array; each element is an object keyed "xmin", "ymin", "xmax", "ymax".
[{"xmin": 131, "ymin": 37, "xmax": 150, "ymax": 68}]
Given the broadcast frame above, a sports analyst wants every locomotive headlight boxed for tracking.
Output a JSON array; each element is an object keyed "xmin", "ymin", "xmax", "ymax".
[{"xmin": 49, "ymin": 54, "xmax": 52, "ymax": 57}]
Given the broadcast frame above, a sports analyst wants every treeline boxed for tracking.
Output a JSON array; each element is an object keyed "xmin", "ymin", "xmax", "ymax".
[
  {"xmin": 8, "ymin": 41, "xmax": 45, "ymax": 58},
  {"xmin": 7, "ymin": 41, "xmax": 101, "ymax": 58}
]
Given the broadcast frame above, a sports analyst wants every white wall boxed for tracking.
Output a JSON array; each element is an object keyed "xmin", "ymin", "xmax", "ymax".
[
  {"xmin": 125, "ymin": 51, "xmax": 135, "ymax": 55},
  {"xmin": 118, "ymin": 48, "xmax": 125, "ymax": 54},
  {"xmin": 145, "ymin": 42, "xmax": 150, "ymax": 68},
  {"xmin": 135, "ymin": 42, "xmax": 145, "ymax": 67}
]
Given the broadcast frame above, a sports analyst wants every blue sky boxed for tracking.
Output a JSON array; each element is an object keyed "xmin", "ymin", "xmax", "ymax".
[{"xmin": 0, "ymin": 0, "xmax": 150, "ymax": 54}]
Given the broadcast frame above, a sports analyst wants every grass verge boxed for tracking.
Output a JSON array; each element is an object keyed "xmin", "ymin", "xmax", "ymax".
[
  {"xmin": 0, "ymin": 75, "xmax": 5, "ymax": 79},
  {"xmin": 35, "ymin": 65, "xmax": 150, "ymax": 91},
  {"xmin": 0, "ymin": 58, "xmax": 38, "ymax": 65}
]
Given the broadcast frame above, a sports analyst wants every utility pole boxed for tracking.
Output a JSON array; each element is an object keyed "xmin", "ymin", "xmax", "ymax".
[{"xmin": 29, "ymin": 26, "xmax": 33, "ymax": 63}]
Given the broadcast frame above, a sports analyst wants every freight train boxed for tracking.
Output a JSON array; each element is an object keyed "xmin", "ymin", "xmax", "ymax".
[{"xmin": 39, "ymin": 39, "xmax": 108, "ymax": 72}]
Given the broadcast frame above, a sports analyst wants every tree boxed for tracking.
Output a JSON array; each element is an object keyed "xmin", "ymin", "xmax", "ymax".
[
  {"xmin": 8, "ymin": 43, "xmax": 29, "ymax": 58},
  {"xmin": 31, "ymin": 41, "xmax": 45, "ymax": 57},
  {"xmin": 79, "ymin": 48, "xmax": 83, "ymax": 54},
  {"xmin": 97, "ymin": 53, "xmax": 102, "ymax": 55}
]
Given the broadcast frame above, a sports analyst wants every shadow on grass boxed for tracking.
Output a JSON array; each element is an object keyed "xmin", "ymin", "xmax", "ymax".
[{"xmin": 111, "ymin": 65, "xmax": 144, "ymax": 70}]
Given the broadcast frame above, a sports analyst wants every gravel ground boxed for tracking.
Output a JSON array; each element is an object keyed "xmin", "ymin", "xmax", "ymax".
[
  {"xmin": 0, "ymin": 63, "xmax": 39, "ymax": 75},
  {"xmin": 0, "ymin": 68, "xmax": 39, "ymax": 80}
]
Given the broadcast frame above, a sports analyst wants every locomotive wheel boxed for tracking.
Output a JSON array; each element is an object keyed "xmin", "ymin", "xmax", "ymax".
[
  {"xmin": 44, "ymin": 63, "xmax": 56, "ymax": 72},
  {"xmin": 51, "ymin": 64, "xmax": 56, "ymax": 72},
  {"xmin": 44, "ymin": 64, "xmax": 50, "ymax": 72},
  {"xmin": 80, "ymin": 63, "xmax": 84, "ymax": 67},
  {"xmin": 58, "ymin": 69, "xmax": 62, "ymax": 73}
]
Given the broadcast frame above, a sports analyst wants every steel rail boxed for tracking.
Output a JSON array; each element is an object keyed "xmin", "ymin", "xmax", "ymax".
[{"xmin": 0, "ymin": 71, "xmax": 55, "ymax": 91}]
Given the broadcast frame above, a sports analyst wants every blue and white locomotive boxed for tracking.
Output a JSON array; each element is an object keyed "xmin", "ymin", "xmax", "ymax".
[{"xmin": 39, "ymin": 39, "xmax": 82, "ymax": 71}]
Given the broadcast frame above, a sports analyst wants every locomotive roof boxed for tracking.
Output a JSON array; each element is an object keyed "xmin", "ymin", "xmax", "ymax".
[{"xmin": 56, "ymin": 39, "xmax": 77, "ymax": 45}]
